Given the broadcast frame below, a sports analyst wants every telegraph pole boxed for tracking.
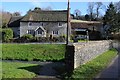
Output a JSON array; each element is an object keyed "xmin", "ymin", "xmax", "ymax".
[
  {"xmin": 65, "ymin": 0, "xmax": 74, "ymax": 74},
  {"xmin": 66, "ymin": 0, "xmax": 70, "ymax": 45}
]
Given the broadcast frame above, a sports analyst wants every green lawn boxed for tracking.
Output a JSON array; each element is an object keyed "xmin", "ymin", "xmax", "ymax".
[
  {"xmin": 2, "ymin": 61, "xmax": 41, "ymax": 78},
  {"xmin": 65, "ymin": 49, "xmax": 118, "ymax": 80},
  {"xmin": 2, "ymin": 44, "xmax": 65, "ymax": 61}
]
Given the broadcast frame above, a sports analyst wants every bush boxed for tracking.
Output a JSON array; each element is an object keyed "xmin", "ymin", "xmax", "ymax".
[
  {"xmin": 2, "ymin": 28, "xmax": 13, "ymax": 42},
  {"xmin": 70, "ymin": 34, "xmax": 74, "ymax": 40},
  {"xmin": 14, "ymin": 35, "xmax": 66, "ymax": 43},
  {"xmin": 21, "ymin": 34, "xmax": 33, "ymax": 40},
  {"xmin": 38, "ymin": 37, "xmax": 49, "ymax": 42},
  {"xmin": 0, "ymin": 29, "xmax": 2, "ymax": 41},
  {"xmin": 51, "ymin": 36, "xmax": 65, "ymax": 42},
  {"xmin": 59, "ymin": 36, "xmax": 65, "ymax": 42},
  {"xmin": 31, "ymin": 36, "xmax": 65, "ymax": 42},
  {"xmin": 31, "ymin": 37, "xmax": 49, "ymax": 42}
]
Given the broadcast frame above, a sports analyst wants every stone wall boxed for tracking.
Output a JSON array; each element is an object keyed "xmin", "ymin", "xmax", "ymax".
[{"xmin": 66, "ymin": 40, "xmax": 113, "ymax": 69}]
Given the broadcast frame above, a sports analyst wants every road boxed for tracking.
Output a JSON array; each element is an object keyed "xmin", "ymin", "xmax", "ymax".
[{"xmin": 95, "ymin": 41, "xmax": 120, "ymax": 80}]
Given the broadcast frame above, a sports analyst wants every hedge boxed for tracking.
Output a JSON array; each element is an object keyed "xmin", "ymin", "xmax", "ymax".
[
  {"xmin": 21, "ymin": 34, "xmax": 33, "ymax": 40},
  {"xmin": 2, "ymin": 28, "xmax": 13, "ymax": 42}
]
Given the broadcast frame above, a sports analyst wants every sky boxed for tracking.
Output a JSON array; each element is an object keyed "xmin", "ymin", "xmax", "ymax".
[{"xmin": 1, "ymin": 2, "xmax": 112, "ymax": 16}]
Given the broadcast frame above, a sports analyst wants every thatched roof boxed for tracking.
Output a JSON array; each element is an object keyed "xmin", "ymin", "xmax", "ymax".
[
  {"xmin": 8, "ymin": 16, "xmax": 22, "ymax": 27},
  {"xmin": 21, "ymin": 10, "xmax": 67, "ymax": 22},
  {"xmin": 71, "ymin": 19, "xmax": 102, "ymax": 29}
]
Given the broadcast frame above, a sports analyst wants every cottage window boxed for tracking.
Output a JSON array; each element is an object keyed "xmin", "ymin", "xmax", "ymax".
[
  {"xmin": 53, "ymin": 31, "xmax": 59, "ymax": 35},
  {"xmin": 41, "ymin": 23, "xmax": 44, "ymax": 26},
  {"xmin": 27, "ymin": 30, "xmax": 34, "ymax": 34},
  {"xmin": 28, "ymin": 22, "xmax": 32, "ymax": 26},
  {"xmin": 37, "ymin": 30, "xmax": 42, "ymax": 34},
  {"xmin": 58, "ymin": 22, "xmax": 62, "ymax": 26}
]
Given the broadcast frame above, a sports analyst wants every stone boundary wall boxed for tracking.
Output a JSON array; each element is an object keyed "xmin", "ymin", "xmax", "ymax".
[{"xmin": 67, "ymin": 40, "xmax": 113, "ymax": 69}]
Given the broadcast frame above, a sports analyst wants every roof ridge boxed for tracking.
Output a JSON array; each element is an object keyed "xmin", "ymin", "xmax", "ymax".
[{"xmin": 31, "ymin": 10, "xmax": 67, "ymax": 12}]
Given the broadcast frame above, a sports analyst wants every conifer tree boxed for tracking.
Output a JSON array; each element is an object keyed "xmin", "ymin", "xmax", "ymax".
[{"xmin": 103, "ymin": 2, "xmax": 118, "ymax": 33}]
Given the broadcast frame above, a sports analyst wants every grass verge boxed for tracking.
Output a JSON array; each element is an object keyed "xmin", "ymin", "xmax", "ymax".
[
  {"xmin": 2, "ymin": 44, "xmax": 65, "ymax": 61},
  {"xmin": 70, "ymin": 49, "xmax": 118, "ymax": 80},
  {"xmin": 2, "ymin": 61, "xmax": 41, "ymax": 78},
  {"xmin": 60, "ymin": 49, "xmax": 118, "ymax": 80},
  {"xmin": 70, "ymin": 40, "xmax": 87, "ymax": 43}
]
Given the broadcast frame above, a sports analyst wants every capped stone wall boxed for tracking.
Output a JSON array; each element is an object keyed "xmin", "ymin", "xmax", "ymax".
[{"xmin": 66, "ymin": 40, "xmax": 113, "ymax": 69}]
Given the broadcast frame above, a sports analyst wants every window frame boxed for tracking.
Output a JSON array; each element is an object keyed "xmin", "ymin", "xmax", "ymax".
[
  {"xmin": 27, "ymin": 30, "xmax": 34, "ymax": 34},
  {"xmin": 58, "ymin": 22, "xmax": 62, "ymax": 26},
  {"xmin": 41, "ymin": 22, "xmax": 44, "ymax": 26},
  {"xmin": 28, "ymin": 22, "xmax": 32, "ymax": 27},
  {"xmin": 53, "ymin": 31, "xmax": 59, "ymax": 35},
  {"xmin": 37, "ymin": 30, "xmax": 43, "ymax": 35}
]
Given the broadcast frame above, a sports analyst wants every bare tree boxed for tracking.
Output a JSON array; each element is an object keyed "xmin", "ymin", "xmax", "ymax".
[
  {"xmin": 74, "ymin": 9, "xmax": 81, "ymax": 19},
  {"xmin": 12, "ymin": 12, "xmax": 21, "ymax": 16},
  {"xmin": 115, "ymin": 1, "xmax": 120, "ymax": 12},
  {"xmin": 87, "ymin": 2, "xmax": 95, "ymax": 21},
  {"xmin": 95, "ymin": 2, "xmax": 103, "ymax": 19},
  {"xmin": 2, "ymin": 10, "xmax": 12, "ymax": 28},
  {"xmin": 0, "ymin": 10, "xmax": 2, "ymax": 27}
]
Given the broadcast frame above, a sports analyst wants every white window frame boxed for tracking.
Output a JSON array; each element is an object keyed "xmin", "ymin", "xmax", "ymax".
[
  {"xmin": 27, "ymin": 30, "xmax": 34, "ymax": 34},
  {"xmin": 53, "ymin": 31, "xmax": 59, "ymax": 35},
  {"xmin": 37, "ymin": 30, "xmax": 43, "ymax": 35}
]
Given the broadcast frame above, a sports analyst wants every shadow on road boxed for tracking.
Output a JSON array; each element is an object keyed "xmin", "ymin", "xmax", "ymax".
[
  {"xmin": 18, "ymin": 65, "xmax": 41, "ymax": 75},
  {"xmin": 18, "ymin": 61, "xmax": 65, "ymax": 79}
]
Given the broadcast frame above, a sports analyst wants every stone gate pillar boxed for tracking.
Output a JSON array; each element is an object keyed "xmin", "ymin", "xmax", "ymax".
[{"xmin": 65, "ymin": 45, "xmax": 74, "ymax": 73}]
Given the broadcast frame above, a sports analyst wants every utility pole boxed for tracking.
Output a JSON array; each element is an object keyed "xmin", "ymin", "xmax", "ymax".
[{"xmin": 66, "ymin": 0, "xmax": 70, "ymax": 45}]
